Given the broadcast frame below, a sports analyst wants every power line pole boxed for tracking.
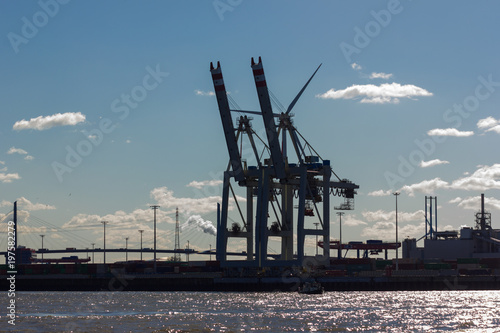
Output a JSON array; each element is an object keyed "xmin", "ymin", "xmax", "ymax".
[
  {"xmin": 125, "ymin": 237, "xmax": 129, "ymax": 262},
  {"xmin": 313, "ymin": 223, "xmax": 319, "ymax": 256},
  {"xmin": 101, "ymin": 221, "xmax": 108, "ymax": 264},
  {"xmin": 393, "ymin": 192, "xmax": 400, "ymax": 271},
  {"xmin": 150, "ymin": 205, "xmax": 160, "ymax": 273},
  {"xmin": 138, "ymin": 230, "xmax": 144, "ymax": 261},
  {"xmin": 336, "ymin": 212, "xmax": 344, "ymax": 260},
  {"xmin": 39, "ymin": 234, "xmax": 45, "ymax": 261}
]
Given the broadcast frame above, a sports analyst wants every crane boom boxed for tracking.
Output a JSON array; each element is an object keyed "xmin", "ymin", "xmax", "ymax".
[
  {"xmin": 251, "ymin": 57, "xmax": 286, "ymax": 180},
  {"xmin": 210, "ymin": 61, "xmax": 245, "ymax": 183}
]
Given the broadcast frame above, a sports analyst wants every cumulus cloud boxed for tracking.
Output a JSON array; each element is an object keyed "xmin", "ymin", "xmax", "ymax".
[
  {"xmin": 7, "ymin": 147, "xmax": 34, "ymax": 161},
  {"xmin": 342, "ymin": 215, "xmax": 368, "ymax": 226},
  {"xmin": 427, "ymin": 128, "xmax": 474, "ymax": 137},
  {"xmin": 400, "ymin": 178, "xmax": 449, "ymax": 196},
  {"xmin": 351, "ymin": 63, "xmax": 362, "ymax": 70},
  {"xmin": 187, "ymin": 180, "xmax": 223, "ymax": 189},
  {"xmin": 477, "ymin": 116, "xmax": 500, "ymax": 134},
  {"xmin": 62, "ymin": 209, "xmax": 174, "ymax": 249},
  {"xmin": 362, "ymin": 209, "xmax": 424, "ymax": 223},
  {"xmin": 361, "ymin": 221, "xmax": 454, "ymax": 241},
  {"xmin": 195, "ymin": 90, "xmax": 215, "ymax": 96},
  {"xmin": 0, "ymin": 172, "xmax": 20, "ymax": 183},
  {"xmin": 367, "ymin": 189, "xmax": 393, "ymax": 197},
  {"xmin": 316, "ymin": 82, "xmax": 432, "ymax": 104},
  {"xmin": 7, "ymin": 147, "xmax": 28, "ymax": 155},
  {"xmin": 420, "ymin": 159, "xmax": 449, "ymax": 168},
  {"xmin": 0, "ymin": 197, "xmax": 56, "ymax": 210},
  {"xmin": 150, "ymin": 186, "xmax": 221, "ymax": 215},
  {"xmin": 449, "ymin": 164, "xmax": 500, "ymax": 191},
  {"xmin": 450, "ymin": 195, "xmax": 500, "ymax": 211},
  {"xmin": 396, "ymin": 164, "xmax": 500, "ymax": 196},
  {"xmin": 13, "ymin": 112, "xmax": 86, "ymax": 131},
  {"xmin": 369, "ymin": 72, "xmax": 393, "ymax": 80}
]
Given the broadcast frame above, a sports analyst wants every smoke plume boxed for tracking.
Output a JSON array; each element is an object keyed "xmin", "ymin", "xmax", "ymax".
[{"xmin": 182, "ymin": 215, "xmax": 217, "ymax": 236}]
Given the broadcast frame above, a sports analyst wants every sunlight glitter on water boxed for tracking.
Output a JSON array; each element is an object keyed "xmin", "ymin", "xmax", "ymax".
[{"xmin": 3, "ymin": 290, "xmax": 500, "ymax": 332}]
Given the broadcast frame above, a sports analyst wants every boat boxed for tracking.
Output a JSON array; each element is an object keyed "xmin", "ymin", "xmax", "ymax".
[{"xmin": 298, "ymin": 281, "xmax": 324, "ymax": 294}]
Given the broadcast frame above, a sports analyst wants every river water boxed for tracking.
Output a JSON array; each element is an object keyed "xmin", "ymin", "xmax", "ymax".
[{"xmin": 2, "ymin": 291, "xmax": 500, "ymax": 332}]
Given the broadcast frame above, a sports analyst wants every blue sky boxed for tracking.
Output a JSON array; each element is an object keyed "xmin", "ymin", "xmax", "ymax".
[{"xmin": 1, "ymin": 1, "xmax": 500, "ymax": 262}]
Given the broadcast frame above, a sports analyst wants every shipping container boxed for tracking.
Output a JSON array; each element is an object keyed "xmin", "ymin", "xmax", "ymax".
[{"xmin": 457, "ymin": 258, "xmax": 480, "ymax": 264}]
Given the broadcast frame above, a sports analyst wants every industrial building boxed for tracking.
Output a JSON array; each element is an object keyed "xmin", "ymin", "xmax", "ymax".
[{"xmin": 404, "ymin": 194, "xmax": 500, "ymax": 260}]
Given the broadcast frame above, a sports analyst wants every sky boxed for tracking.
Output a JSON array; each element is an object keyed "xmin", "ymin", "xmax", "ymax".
[{"xmin": 1, "ymin": 0, "xmax": 500, "ymax": 263}]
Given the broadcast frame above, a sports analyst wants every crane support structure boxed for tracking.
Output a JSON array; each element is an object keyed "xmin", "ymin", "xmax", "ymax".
[
  {"xmin": 210, "ymin": 61, "xmax": 245, "ymax": 184},
  {"xmin": 212, "ymin": 58, "xmax": 359, "ymax": 268},
  {"xmin": 251, "ymin": 57, "xmax": 286, "ymax": 181}
]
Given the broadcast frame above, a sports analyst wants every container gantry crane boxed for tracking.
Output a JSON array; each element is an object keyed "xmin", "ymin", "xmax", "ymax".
[{"xmin": 211, "ymin": 57, "xmax": 359, "ymax": 268}]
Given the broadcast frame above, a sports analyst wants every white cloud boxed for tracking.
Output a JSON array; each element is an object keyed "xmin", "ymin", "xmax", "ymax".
[
  {"xmin": 361, "ymin": 221, "xmax": 454, "ymax": 241},
  {"xmin": 477, "ymin": 116, "xmax": 500, "ymax": 134},
  {"xmin": 400, "ymin": 178, "xmax": 449, "ymax": 196},
  {"xmin": 13, "ymin": 112, "xmax": 86, "ymax": 131},
  {"xmin": 362, "ymin": 209, "xmax": 424, "ymax": 223},
  {"xmin": 427, "ymin": 128, "xmax": 474, "ymax": 137},
  {"xmin": 367, "ymin": 189, "xmax": 393, "ymax": 197},
  {"xmin": 0, "ymin": 198, "xmax": 56, "ymax": 210},
  {"xmin": 343, "ymin": 215, "xmax": 367, "ymax": 226},
  {"xmin": 0, "ymin": 173, "xmax": 20, "ymax": 183},
  {"xmin": 151, "ymin": 186, "xmax": 221, "ymax": 215},
  {"xmin": 397, "ymin": 164, "xmax": 500, "ymax": 196},
  {"xmin": 187, "ymin": 180, "xmax": 223, "ymax": 189},
  {"xmin": 450, "ymin": 195, "xmax": 500, "ymax": 211},
  {"xmin": 24, "ymin": 155, "xmax": 34, "ymax": 161},
  {"xmin": 17, "ymin": 197, "xmax": 56, "ymax": 210},
  {"xmin": 125, "ymin": 139, "xmax": 132, "ymax": 144},
  {"xmin": 195, "ymin": 90, "xmax": 215, "ymax": 96},
  {"xmin": 369, "ymin": 72, "xmax": 393, "ymax": 80},
  {"xmin": 7, "ymin": 147, "xmax": 28, "ymax": 155},
  {"xmin": 62, "ymin": 209, "xmax": 175, "ymax": 249},
  {"xmin": 448, "ymin": 197, "xmax": 463, "ymax": 204},
  {"xmin": 449, "ymin": 164, "xmax": 500, "ymax": 191},
  {"xmin": 420, "ymin": 159, "xmax": 449, "ymax": 168},
  {"xmin": 351, "ymin": 63, "xmax": 362, "ymax": 70},
  {"xmin": 316, "ymin": 82, "xmax": 432, "ymax": 104}
]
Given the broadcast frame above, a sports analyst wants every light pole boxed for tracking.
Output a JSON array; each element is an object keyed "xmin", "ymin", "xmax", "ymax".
[
  {"xmin": 101, "ymin": 221, "xmax": 108, "ymax": 264},
  {"xmin": 91, "ymin": 243, "xmax": 95, "ymax": 263},
  {"xmin": 138, "ymin": 230, "xmax": 144, "ymax": 261},
  {"xmin": 336, "ymin": 212, "xmax": 344, "ymax": 260},
  {"xmin": 313, "ymin": 223, "xmax": 319, "ymax": 256},
  {"xmin": 150, "ymin": 205, "xmax": 160, "ymax": 273},
  {"xmin": 125, "ymin": 237, "xmax": 129, "ymax": 262},
  {"xmin": 393, "ymin": 192, "xmax": 400, "ymax": 271},
  {"xmin": 39, "ymin": 234, "xmax": 45, "ymax": 261}
]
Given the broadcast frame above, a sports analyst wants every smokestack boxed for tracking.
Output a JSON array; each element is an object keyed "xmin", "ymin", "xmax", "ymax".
[{"xmin": 481, "ymin": 193, "xmax": 486, "ymax": 230}]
